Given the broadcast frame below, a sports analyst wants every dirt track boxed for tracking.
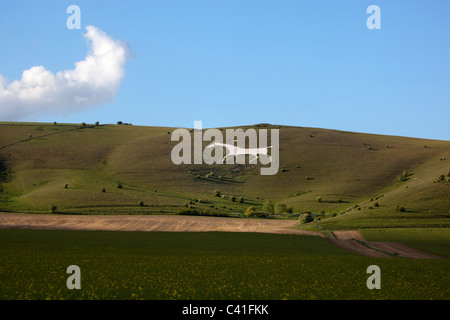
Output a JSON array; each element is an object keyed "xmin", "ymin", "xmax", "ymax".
[
  {"xmin": 330, "ymin": 230, "xmax": 441, "ymax": 259},
  {"xmin": 0, "ymin": 213, "xmax": 440, "ymax": 258}
]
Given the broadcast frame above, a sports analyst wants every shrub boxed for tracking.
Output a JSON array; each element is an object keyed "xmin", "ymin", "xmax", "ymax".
[
  {"xmin": 138, "ymin": 201, "xmax": 144, "ymax": 207},
  {"xmin": 64, "ymin": 184, "xmax": 68, "ymax": 189},
  {"xmin": 299, "ymin": 213, "xmax": 314, "ymax": 224},
  {"xmin": 102, "ymin": 188, "xmax": 106, "ymax": 193},
  {"xmin": 244, "ymin": 207, "xmax": 266, "ymax": 218},
  {"xmin": 117, "ymin": 183, "xmax": 122, "ymax": 189},
  {"xmin": 117, "ymin": 121, "xmax": 123, "ymax": 125},
  {"xmin": 178, "ymin": 209, "xmax": 199, "ymax": 216},
  {"xmin": 81, "ymin": 122, "xmax": 87, "ymax": 128},
  {"xmin": 214, "ymin": 190, "xmax": 221, "ymax": 197},
  {"xmin": 396, "ymin": 206, "xmax": 406, "ymax": 212},
  {"xmin": 287, "ymin": 207, "xmax": 294, "ymax": 214},
  {"xmin": 244, "ymin": 206, "xmax": 257, "ymax": 217},
  {"xmin": 275, "ymin": 203, "xmax": 288, "ymax": 214},
  {"xmin": 95, "ymin": 121, "xmax": 100, "ymax": 126},
  {"xmin": 51, "ymin": 205, "xmax": 57, "ymax": 213},
  {"xmin": 53, "ymin": 121, "xmax": 57, "ymax": 125},
  {"xmin": 262, "ymin": 200, "xmax": 274, "ymax": 214},
  {"xmin": 316, "ymin": 196, "xmax": 322, "ymax": 203},
  {"xmin": 230, "ymin": 196, "xmax": 236, "ymax": 202},
  {"xmin": 238, "ymin": 196, "xmax": 244, "ymax": 203},
  {"xmin": 374, "ymin": 202, "xmax": 380, "ymax": 207},
  {"xmin": 397, "ymin": 170, "xmax": 411, "ymax": 182}
]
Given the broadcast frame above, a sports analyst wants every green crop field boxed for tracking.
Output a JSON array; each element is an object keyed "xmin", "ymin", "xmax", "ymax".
[{"xmin": 0, "ymin": 229, "xmax": 448, "ymax": 300}]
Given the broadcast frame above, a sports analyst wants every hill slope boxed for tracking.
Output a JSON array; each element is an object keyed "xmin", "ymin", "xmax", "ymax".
[{"xmin": 0, "ymin": 122, "xmax": 449, "ymax": 228}]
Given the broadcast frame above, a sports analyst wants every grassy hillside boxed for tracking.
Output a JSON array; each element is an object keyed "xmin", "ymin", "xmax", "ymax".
[{"xmin": 0, "ymin": 122, "xmax": 449, "ymax": 228}]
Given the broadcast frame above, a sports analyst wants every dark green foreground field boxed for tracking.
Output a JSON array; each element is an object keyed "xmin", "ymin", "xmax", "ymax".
[{"xmin": 0, "ymin": 229, "xmax": 448, "ymax": 300}]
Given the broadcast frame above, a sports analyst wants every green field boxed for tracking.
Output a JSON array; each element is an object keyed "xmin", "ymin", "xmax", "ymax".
[{"xmin": 0, "ymin": 229, "xmax": 448, "ymax": 300}]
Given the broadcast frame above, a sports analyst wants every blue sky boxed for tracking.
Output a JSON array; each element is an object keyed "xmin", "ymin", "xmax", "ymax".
[{"xmin": 0, "ymin": 0, "xmax": 449, "ymax": 140}]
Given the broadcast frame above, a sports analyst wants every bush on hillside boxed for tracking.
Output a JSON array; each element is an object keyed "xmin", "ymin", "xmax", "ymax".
[
  {"xmin": 299, "ymin": 213, "xmax": 314, "ymax": 224},
  {"xmin": 244, "ymin": 206, "xmax": 267, "ymax": 218},
  {"xmin": 262, "ymin": 199, "xmax": 274, "ymax": 214},
  {"xmin": 275, "ymin": 203, "xmax": 288, "ymax": 214}
]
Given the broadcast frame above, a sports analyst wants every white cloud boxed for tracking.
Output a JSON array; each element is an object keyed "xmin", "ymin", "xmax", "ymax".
[{"xmin": 0, "ymin": 26, "xmax": 130, "ymax": 120}]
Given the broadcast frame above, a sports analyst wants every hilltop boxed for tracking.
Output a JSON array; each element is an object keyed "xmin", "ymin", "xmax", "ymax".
[{"xmin": 0, "ymin": 121, "xmax": 449, "ymax": 229}]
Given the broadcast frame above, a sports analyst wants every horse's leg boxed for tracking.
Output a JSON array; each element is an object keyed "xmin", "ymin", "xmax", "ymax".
[
  {"xmin": 249, "ymin": 155, "xmax": 259, "ymax": 163},
  {"xmin": 222, "ymin": 154, "xmax": 234, "ymax": 163}
]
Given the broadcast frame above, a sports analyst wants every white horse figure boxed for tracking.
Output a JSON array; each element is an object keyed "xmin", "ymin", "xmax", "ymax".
[{"xmin": 205, "ymin": 141, "xmax": 272, "ymax": 164}]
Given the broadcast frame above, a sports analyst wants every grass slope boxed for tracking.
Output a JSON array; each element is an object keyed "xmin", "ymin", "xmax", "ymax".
[{"xmin": 0, "ymin": 122, "xmax": 449, "ymax": 229}]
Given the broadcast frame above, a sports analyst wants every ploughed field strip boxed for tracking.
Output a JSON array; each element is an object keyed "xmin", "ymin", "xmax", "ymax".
[
  {"xmin": 0, "ymin": 212, "xmax": 321, "ymax": 236},
  {"xmin": 0, "ymin": 213, "xmax": 441, "ymax": 259}
]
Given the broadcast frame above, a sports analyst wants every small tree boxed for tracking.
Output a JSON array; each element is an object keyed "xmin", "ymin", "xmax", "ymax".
[
  {"xmin": 262, "ymin": 199, "xmax": 274, "ymax": 214},
  {"xmin": 275, "ymin": 203, "xmax": 288, "ymax": 214},
  {"xmin": 95, "ymin": 121, "xmax": 100, "ymax": 126},
  {"xmin": 299, "ymin": 213, "xmax": 313, "ymax": 224},
  {"xmin": 64, "ymin": 184, "xmax": 69, "ymax": 189},
  {"xmin": 51, "ymin": 205, "xmax": 57, "ymax": 213},
  {"xmin": 81, "ymin": 122, "xmax": 87, "ymax": 128},
  {"xmin": 117, "ymin": 121, "xmax": 123, "ymax": 125},
  {"xmin": 53, "ymin": 121, "xmax": 57, "ymax": 126},
  {"xmin": 214, "ymin": 190, "xmax": 221, "ymax": 197},
  {"xmin": 287, "ymin": 207, "xmax": 294, "ymax": 214},
  {"xmin": 244, "ymin": 206, "xmax": 257, "ymax": 217}
]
